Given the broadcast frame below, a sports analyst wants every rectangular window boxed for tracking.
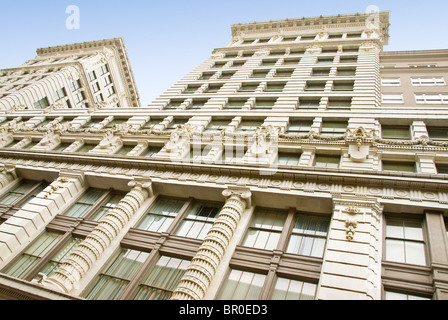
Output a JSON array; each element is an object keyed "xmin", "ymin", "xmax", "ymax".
[
  {"xmin": 91, "ymin": 82, "xmax": 100, "ymax": 93},
  {"xmin": 236, "ymin": 119, "xmax": 264, "ymax": 132},
  {"xmin": 74, "ymin": 91, "xmax": 85, "ymax": 104},
  {"xmin": 165, "ymin": 99, "xmax": 183, "ymax": 110},
  {"xmin": 286, "ymin": 120, "xmax": 312, "ymax": 134},
  {"xmin": 312, "ymin": 68, "xmax": 330, "ymax": 76},
  {"xmin": 33, "ymin": 97, "xmax": 49, "ymax": 109},
  {"xmin": 166, "ymin": 119, "xmax": 188, "ymax": 130},
  {"xmin": 77, "ymin": 143, "xmax": 96, "ymax": 153},
  {"xmin": 206, "ymin": 119, "xmax": 231, "ymax": 131},
  {"xmin": 212, "ymin": 61, "xmax": 226, "ymax": 68},
  {"xmin": 232, "ymin": 60, "xmax": 246, "ymax": 67},
  {"xmin": 339, "ymin": 56, "xmax": 358, "ymax": 64},
  {"xmin": 282, "ymin": 36, "xmax": 297, "ymax": 42},
  {"xmin": 87, "ymin": 71, "xmax": 96, "ymax": 82},
  {"xmin": 321, "ymin": 121, "xmax": 347, "ymax": 135},
  {"xmin": 305, "ymin": 81, "xmax": 326, "ymax": 91},
  {"xmin": 286, "ymin": 213, "xmax": 330, "ymax": 258},
  {"xmin": 272, "ymin": 277, "xmax": 317, "ymax": 300},
  {"xmin": 385, "ymin": 217, "xmax": 427, "ymax": 266},
  {"xmin": 381, "ymin": 125, "xmax": 411, "ymax": 140},
  {"xmin": 175, "ymin": 201, "xmax": 222, "ymax": 240},
  {"xmin": 270, "ymin": 50, "xmax": 286, "ymax": 56},
  {"xmin": 200, "ymin": 72, "xmax": 215, "ymax": 80},
  {"xmin": 99, "ymin": 64, "xmax": 109, "ymax": 76},
  {"xmin": 333, "ymin": 81, "xmax": 354, "ymax": 91},
  {"xmin": 239, "ymin": 83, "xmax": 259, "ymax": 92},
  {"xmin": 254, "ymin": 98, "xmax": 277, "ymax": 109},
  {"xmin": 382, "ymin": 161, "xmax": 416, "ymax": 173},
  {"xmin": 278, "ymin": 152, "xmax": 301, "ymax": 166},
  {"xmin": 144, "ymin": 146, "xmax": 162, "ymax": 157},
  {"xmin": 218, "ymin": 269, "xmax": 266, "ymax": 300},
  {"xmin": 436, "ymin": 163, "xmax": 448, "ymax": 174},
  {"xmin": 133, "ymin": 256, "xmax": 190, "ymax": 300},
  {"xmin": 242, "ymin": 208, "xmax": 287, "ymax": 251},
  {"xmin": 136, "ymin": 197, "xmax": 186, "ymax": 233},
  {"xmin": 314, "ymin": 154, "xmax": 341, "ymax": 169},
  {"xmin": 90, "ymin": 191, "xmax": 126, "ymax": 222},
  {"xmin": 104, "ymin": 75, "xmax": 112, "ymax": 86},
  {"xmin": 32, "ymin": 236, "xmax": 82, "ymax": 281},
  {"xmin": 384, "ymin": 291, "xmax": 430, "ymax": 300},
  {"xmin": 0, "ymin": 180, "xmax": 46, "ymax": 207},
  {"xmin": 301, "ymin": 35, "xmax": 315, "ymax": 41},
  {"xmin": 427, "ymin": 127, "xmax": 448, "ymax": 140},
  {"xmin": 54, "ymin": 88, "xmax": 67, "ymax": 100},
  {"xmin": 106, "ymin": 86, "xmax": 115, "ymax": 97},
  {"xmin": 283, "ymin": 58, "xmax": 301, "ymax": 65},
  {"xmin": 205, "ymin": 84, "xmax": 223, "ymax": 93},
  {"xmin": 411, "ymin": 77, "xmax": 445, "ymax": 86},
  {"xmin": 337, "ymin": 67, "xmax": 356, "ymax": 76},
  {"xmin": 261, "ymin": 59, "xmax": 277, "ymax": 66},
  {"xmin": 317, "ymin": 57, "xmax": 334, "ymax": 64},
  {"xmin": 184, "ymin": 85, "xmax": 200, "ymax": 94},
  {"xmin": 4, "ymin": 232, "xmax": 65, "ymax": 279},
  {"xmin": 225, "ymin": 98, "xmax": 247, "ymax": 109},
  {"xmin": 415, "ymin": 94, "xmax": 448, "ymax": 104},
  {"xmin": 189, "ymin": 99, "xmax": 208, "ymax": 110},
  {"xmin": 298, "ymin": 97, "xmax": 320, "ymax": 109},
  {"xmin": 251, "ymin": 70, "xmax": 270, "ymax": 78},
  {"xmin": 63, "ymin": 188, "xmax": 105, "ymax": 218},
  {"xmin": 328, "ymin": 97, "xmax": 352, "ymax": 110},
  {"xmin": 220, "ymin": 71, "xmax": 236, "ymax": 79},
  {"xmin": 86, "ymin": 248, "xmax": 150, "ymax": 300},
  {"xmin": 382, "ymin": 78, "xmax": 401, "ymax": 86},
  {"xmin": 382, "ymin": 94, "xmax": 404, "ymax": 104},
  {"xmin": 275, "ymin": 69, "xmax": 294, "ymax": 77}
]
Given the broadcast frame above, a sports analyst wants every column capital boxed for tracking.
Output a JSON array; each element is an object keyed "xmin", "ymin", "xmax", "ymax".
[
  {"xmin": 128, "ymin": 178, "xmax": 153, "ymax": 197},
  {"xmin": 222, "ymin": 186, "xmax": 252, "ymax": 207}
]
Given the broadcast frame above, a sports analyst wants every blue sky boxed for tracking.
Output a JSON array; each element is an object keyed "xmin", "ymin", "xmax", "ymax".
[{"xmin": 1, "ymin": 0, "xmax": 447, "ymax": 105}]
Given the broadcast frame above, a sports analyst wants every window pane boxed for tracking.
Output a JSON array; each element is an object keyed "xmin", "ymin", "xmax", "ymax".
[
  {"xmin": 385, "ymin": 239, "xmax": 405, "ymax": 263},
  {"xmin": 5, "ymin": 232, "xmax": 64, "ymax": 279},
  {"xmin": 133, "ymin": 256, "xmax": 190, "ymax": 300},
  {"xmin": 218, "ymin": 270, "xmax": 266, "ymax": 300},
  {"xmin": 86, "ymin": 248, "xmax": 150, "ymax": 300}
]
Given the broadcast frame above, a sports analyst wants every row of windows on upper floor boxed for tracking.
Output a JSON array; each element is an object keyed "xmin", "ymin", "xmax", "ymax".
[
  {"xmin": 0, "ymin": 64, "xmax": 114, "ymax": 109},
  {"xmin": 0, "ymin": 180, "xmax": 442, "ymax": 300},
  {"xmin": 181, "ymin": 80, "xmax": 355, "ymax": 94},
  {"xmin": 25, "ymin": 55, "xmax": 91, "ymax": 66},
  {"xmin": 382, "ymin": 93, "xmax": 448, "ymax": 105},
  {"xmin": 235, "ymin": 32, "xmax": 363, "ymax": 46},
  {"xmin": 2, "ymin": 120, "xmax": 448, "ymax": 174},
  {"xmin": 3, "ymin": 134, "xmax": 448, "ymax": 174},
  {"xmin": 198, "ymin": 66, "xmax": 357, "ymax": 81},
  {"xmin": 382, "ymin": 77, "xmax": 446, "ymax": 87},
  {"xmin": 2, "ymin": 116, "xmax": 448, "ymax": 141},
  {"xmin": 211, "ymin": 55, "xmax": 359, "ymax": 69},
  {"xmin": 222, "ymin": 46, "xmax": 360, "ymax": 59}
]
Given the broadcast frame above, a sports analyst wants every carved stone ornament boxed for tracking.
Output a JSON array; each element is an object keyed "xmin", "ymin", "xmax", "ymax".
[{"xmin": 344, "ymin": 206, "xmax": 361, "ymax": 241}]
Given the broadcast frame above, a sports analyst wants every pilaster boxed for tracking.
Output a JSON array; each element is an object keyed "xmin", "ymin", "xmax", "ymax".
[
  {"xmin": 317, "ymin": 196, "xmax": 384, "ymax": 300},
  {"xmin": 171, "ymin": 187, "xmax": 252, "ymax": 300}
]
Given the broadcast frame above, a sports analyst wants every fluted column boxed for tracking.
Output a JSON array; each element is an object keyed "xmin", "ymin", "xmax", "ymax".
[
  {"xmin": 171, "ymin": 187, "xmax": 252, "ymax": 300},
  {"xmin": 41, "ymin": 179, "xmax": 153, "ymax": 294}
]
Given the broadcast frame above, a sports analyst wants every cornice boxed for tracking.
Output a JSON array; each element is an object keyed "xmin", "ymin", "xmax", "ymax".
[
  {"xmin": 1, "ymin": 148, "xmax": 447, "ymax": 192},
  {"xmin": 231, "ymin": 11, "xmax": 390, "ymax": 41}
]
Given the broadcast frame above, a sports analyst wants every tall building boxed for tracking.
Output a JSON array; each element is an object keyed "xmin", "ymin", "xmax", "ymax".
[{"xmin": 0, "ymin": 11, "xmax": 447, "ymax": 301}]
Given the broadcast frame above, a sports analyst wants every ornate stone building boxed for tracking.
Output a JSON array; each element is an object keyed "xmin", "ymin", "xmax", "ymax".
[{"xmin": 0, "ymin": 11, "xmax": 447, "ymax": 300}]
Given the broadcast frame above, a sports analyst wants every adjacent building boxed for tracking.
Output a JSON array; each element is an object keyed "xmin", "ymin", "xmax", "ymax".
[{"xmin": 0, "ymin": 11, "xmax": 447, "ymax": 300}]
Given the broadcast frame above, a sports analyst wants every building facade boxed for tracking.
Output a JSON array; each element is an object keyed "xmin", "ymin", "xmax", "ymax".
[{"xmin": 0, "ymin": 11, "xmax": 447, "ymax": 300}]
